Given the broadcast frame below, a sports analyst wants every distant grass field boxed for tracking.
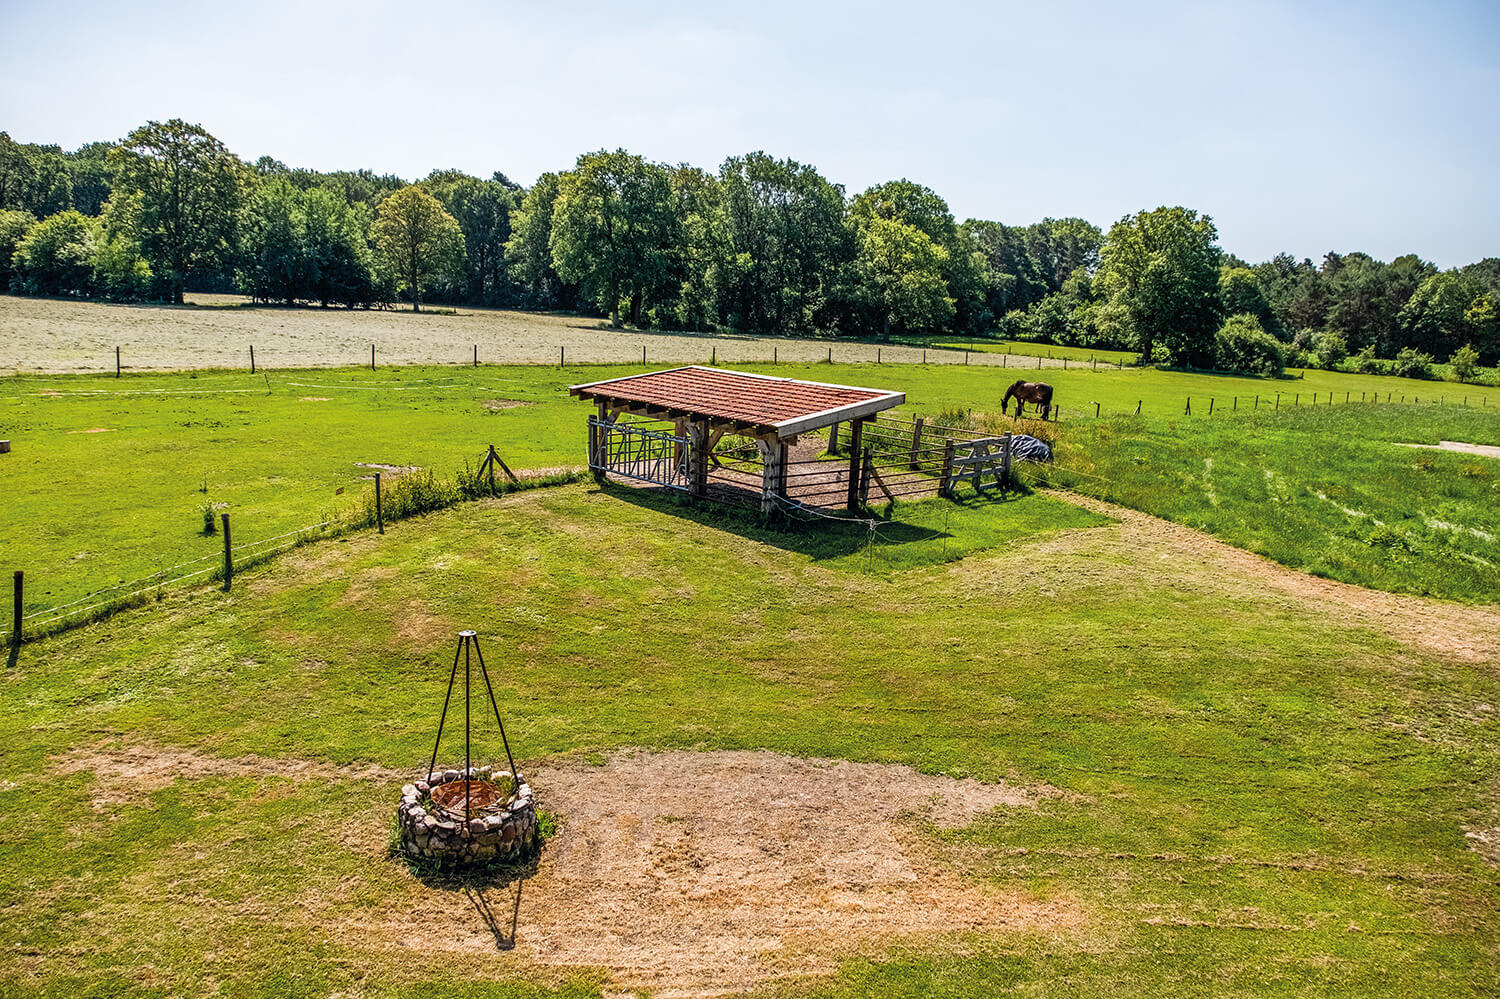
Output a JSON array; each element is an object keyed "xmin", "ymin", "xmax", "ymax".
[
  {"xmin": 4, "ymin": 356, "xmax": 1499, "ymax": 618},
  {"xmin": 930, "ymin": 337, "xmax": 1138, "ymax": 365},
  {"xmin": 1, "ymin": 483, "xmax": 1496, "ymax": 995}
]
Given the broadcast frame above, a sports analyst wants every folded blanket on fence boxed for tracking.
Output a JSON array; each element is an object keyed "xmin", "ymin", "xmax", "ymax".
[{"xmin": 1010, "ymin": 435, "xmax": 1053, "ymax": 463}]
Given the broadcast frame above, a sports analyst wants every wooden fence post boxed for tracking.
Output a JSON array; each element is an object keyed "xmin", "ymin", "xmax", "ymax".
[
  {"xmin": 858, "ymin": 447, "xmax": 873, "ymax": 507},
  {"xmin": 845, "ymin": 421, "xmax": 864, "ymax": 511},
  {"xmin": 371, "ymin": 344, "xmax": 375, "ymax": 371},
  {"xmin": 375, "ymin": 473, "xmax": 384, "ymax": 534},
  {"xmin": 1095, "ymin": 401, "xmax": 1100, "ymax": 418},
  {"xmin": 560, "ymin": 346, "xmax": 564, "ymax": 368},
  {"xmin": 115, "ymin": 346, "xmax": 121, "ymax": 378},
  {"xmin": 11, "ymin": 570, "xmax": 20, "ymax": 647},
  {"xmin": 474, "ymin": 344, "xmax": 478, "ymax": 367},
  {"xmin": 909, "ymin": 417, "xmax": 924, "ymax": 470},
  {"xmin": 940, "ymin": 439, "xmax": 956, "ymax": 497},
  {"xmin": 250, "ymin": 345, "xmax": 255, "ymax": 374},
  {"xmin": 1209, "ymin": 397, "xmax": 1214, "ymax": 415},
  {"xmin": 642, "ymin": 345, "xmax": 646, "ymax": 364},
  {"xmin": 1001, "ymin": 431, "xmax": 1012, "ymax": 495},
  {"xmin": 1134, "ymin": 400, "xmax": 1141, "ymax": 415},
  {"xmin": 221, "ymin": 514, "xmax": 233, "ymax": 590},
  {"xmin": 1185, "ymin": 398, "xmax": 1192, "ymax": 416}
]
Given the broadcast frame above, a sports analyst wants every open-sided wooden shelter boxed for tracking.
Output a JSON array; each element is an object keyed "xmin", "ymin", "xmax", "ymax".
[{"xmin": 570, "ymin": 366, "xmax": 905, "ymax": 512}]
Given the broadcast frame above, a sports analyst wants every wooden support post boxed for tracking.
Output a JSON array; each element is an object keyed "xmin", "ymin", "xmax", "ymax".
[
  {"xmin": 221, "ymin": 514, "xmax": 232, "ymax": 590},
  {"xmin": 250, "ymin": 345, "xmax": 255, "ymax": 374},
  {"xmin": 1001, "ymin": 431, "xmax": 1013, "ymax": 495},
  {"xmin": 939, "ymin": 439, "xmax": 956, "ymax": 497},
  {"xmin": 690, "ymin": 421, "xmax": 709, "ymax": 498},
  {"xmin": 777, "ymin": 442, "xmax": 788, "ymax": 497},
  {"xmin": 375, "ymin": 473, "xmax": 384, "ymax": 533},
  {"xmin": 757, "ymin": 440, "xmax": 780, "ymax": 515},
  {"xmin": 846, "ymin": 420, "xmax": 864, "ymax": 511},
  {"xmin": 11, "ymin": 570, "xmax": 20, "ymax": 647},
  {"xmin": 828, "ymin": 421, "xmax": 841, "ymax": 457},
  {"xmin": 909, "ymin": 417, "xmax": 924, "ymax": 470}
]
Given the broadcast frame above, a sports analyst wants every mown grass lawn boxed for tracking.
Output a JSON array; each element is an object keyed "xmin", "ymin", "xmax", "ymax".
[{"xmin": 0, "ymin": 483, "xmax": 1496, "ymax": 996}]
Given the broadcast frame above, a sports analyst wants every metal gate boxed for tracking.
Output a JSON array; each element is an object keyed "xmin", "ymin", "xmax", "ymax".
[{"xmin": 589, "ymin": 418, "xmax": 692, "ymax": 490}]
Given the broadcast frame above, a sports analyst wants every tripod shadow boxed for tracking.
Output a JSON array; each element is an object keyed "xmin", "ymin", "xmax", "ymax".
[{"xmin": 411, "ymin": 850, "xmax": 540, "ymax": 952}]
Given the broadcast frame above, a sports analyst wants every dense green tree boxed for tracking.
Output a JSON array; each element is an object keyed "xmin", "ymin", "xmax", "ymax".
[
  {"xmin": 549, "ymin": 151, "xmax": 679, "ymax": 326},
  {"xmin": 11, "ymin": 210, "xmax": 97, "ymax": 295},
  {"xmin": 715, "ymin": 152, "xmax": 849, "ymax": 333},
  {"xmin": 1214, "ymin": 313, "xmax": 1284, "ymax": 377},
  {"xmin": 1096, "ymin": 207, "xmax": 1221, "ymax": 366},
  {"xmin": 0, "ymin": 208, "xmax": 35, "ymax": 288},
  {"xmin": 108, "ymin": 119, "xmax": 247, "ymax": 303},
  {"xmin": 1449, "ymin": 343, "xmax": 1479, "ymax": 382},
  {"xmin": 1398, "ymin": 271, "xmax": 1479, "ymax": 360},
  {"xmin": 505, "ymin": 172, "xmax": 575, "ymax": 309},
  {"xmin": 90, "ymin": 192, "xmax": 152, "ymax": 300},
  {"xmin": 1218, "ymin": 266, "xmax": 1279, "ymax": 336},
  {"xmin": 664, "ymin": 164, "xmax": 726, "ymax": 330},
  {"xmin": 428, "ymin": 173, "xmax": 520, "ymax": 305},
  {"xmin": 371, "ymin": 185, "xmax": 465, "ymax": 311},
  {"xmin": 842, "ymin": 215, "xmax": 953, "ymax": 337}
]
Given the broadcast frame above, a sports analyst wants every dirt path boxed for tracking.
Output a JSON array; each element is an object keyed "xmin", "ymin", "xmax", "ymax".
[
  {"xmin": 1045, "ymin": 490, "xmax": 1500, "ymax": 666},
  {"xmin": 1400, "ymin": 440, "xmax": 1500, "ymax": 460}
]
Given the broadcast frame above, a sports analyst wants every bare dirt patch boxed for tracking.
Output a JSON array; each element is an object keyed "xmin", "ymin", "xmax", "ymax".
[
  {"xmin": 1400, "ymin": 440, "xmax": 1500, "ymax": 460},
  {"xmin": 1463, "ymin": 825, "xmax": 1500, "ymax": 866},
  {"xmin": 54, "ymin": 743, "xmax": 402, "ymax": 809},
  {"xmin": 298, "ymin": 396, "xmax": 331, "ymax": 402},
  {"xmin": 354, "ymin": 462, "xmax": 422, "ymax": 474},
  {"xmin": 1047, "ymin": 491, "xmax": 1500, "ymax": 666},
  {"xmin": 66, "ymin": 427, "xmax": 114, "ymax": 434},
  {"xmin": 483, "ymin": 398, "xmax": 529, "ymax": 411},
  {"xmin": 343, "ymin": 749, "xmax": 1075, "ymax": 997}
]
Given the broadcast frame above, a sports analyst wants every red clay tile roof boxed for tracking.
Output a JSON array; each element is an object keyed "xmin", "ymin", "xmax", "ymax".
[{"xmin": 570, "ymin": 366, "xmax": 903, "ymax": 436}]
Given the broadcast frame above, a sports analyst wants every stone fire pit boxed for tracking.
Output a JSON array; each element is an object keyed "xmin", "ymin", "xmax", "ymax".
[{"xmin": 397, "ymin": 766, "xmax": 538, "ymax": 865}]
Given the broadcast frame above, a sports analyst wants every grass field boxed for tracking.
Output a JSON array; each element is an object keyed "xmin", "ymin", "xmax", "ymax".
[
  {"xmin": 930, "ymin": 337, "xmax": 1138, "ymax": 365},
  {"xmin": 1, "ymin": 483, "xmax": 1496, "ymax": 995},
  {"xmin": 5, "ymin": 349, "xmax": 1499, "ymax": 620}
]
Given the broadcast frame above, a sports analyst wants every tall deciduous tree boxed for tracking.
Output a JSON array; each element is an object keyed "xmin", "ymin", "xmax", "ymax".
[
  {"xmin": 1096, "ymin": 207, "xmax": 1221, "ymax": 366},
  {"xmin": 107, "ymin": 120, "xmax": 246, "ymax": 303},
  {"xmin": 845, "ymin": 215, "xmax": 954, "ymax": 338},
  {"xmin": 549, "ymin": 150, "xmax": 678, "ymax": 326},
  {"xmin": 371, "ymin": 185, "xmax": 465, "ymax": 312}
]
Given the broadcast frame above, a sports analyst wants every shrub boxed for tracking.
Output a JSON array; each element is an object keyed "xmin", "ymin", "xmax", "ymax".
[
  {"xmin": 1449, "ymin": 343, "xmax": 1479, "ymax": 383},
  {"xmin": 1214, "ymin": 313, "xmax": 1285, "ymax": 378},
  {"xmin": 1313, "ymin": 331, "xmax": 1348, "ymax": 370},
  {"xmin": 1392, "ymin": 347, "xmax": 1434, "ymax": 380},
  {"xmin": 11, "ymin": 210, "xmax": 97, "ymax": 296},
  {"xmin": 1352, "ymin": 345, "xmax": 1385, "ymax": 375}
]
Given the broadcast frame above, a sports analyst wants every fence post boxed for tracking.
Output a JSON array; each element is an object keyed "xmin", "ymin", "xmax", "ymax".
[
  {"xmin": 1185, "ymin": 397, "xmax": 1191, "ymax": 416},
  {"xmin": 773, "ymin": 346, "xmax": 777, "ymax": 364},
  {"xmin": 221, "ymin": 514, "xmax": 232, "ymax": 590},
  {"xmin": 846, "ymin": 421, "xmax": 864, "ymax": 511},
  {"xmin": 488, "ymin": 444, "xmax": 499, "ymax": 492},
  {"xmin": 828, "ymin": 347, "xmax": 832, "ymax": 363},
  {"xmin": 1275, "ymin": 394, "xmax": 1280, "ymax": 410},
  {"xmin": 829, "ymin": 421, "xmax": 842, "ymax": 457},
  {"xmin": 115, "ymin": 346, "xmax": 121, "ymax": 378},
  {"xmin": 375, "ymin": 473, "xmax": 384, "ymax": 534},
  {"xmin": 1095, "ymin": 401, "xmax": 1100, "ymax": 418},
  {"xmin": 250, "ymin": 345, "xmax": 255, "ymax": 374},
  {"xmin": 940, "ymin": 439, "xmax": 956, "ymax": 497},
  {"xmin": 642, "ymin": 345, "xmax": 646, "ymax": 365},
  {"xmin": 1001, "ymin": 431, "xmax": 1012, "ymax": 495},
  {"xmin": 909, "ymin": 417, "xmax": 924, "ymax": 470},
  {"xmin": 859, "ymin": 446, "xmax": 873, "ymax": 507},
  {"xmin": 1037, "ymin": 355, "xmax": 1042, "ymax": 370},
  {"xmin": 711, "ymin": 346, "xmax": 716, "ymax": 365},
  {"xmin": 11, "ymin": 570, "xmax": 20, "ymax": 647},
  {"xmin": 371, "ymin": 344, "xmax": 375, "ymax": 371},
  {"xmin": 560, "ymin": 346, "xmax": 564, "ymax": 368},
  {"xmin": 1134, "ymin": 400, "xmax": 1141, "ymax": 415},
  {"xmin": 1209, "ymin": 397, "xmax": 1214, "ymax": 415},
  {"xmin": 474, "ymin": 344, "xmax": 478, "ymax": 367},
  {"xmin": 1003, "ymin": 354, "xmax": 1007, "ymax": 368}
]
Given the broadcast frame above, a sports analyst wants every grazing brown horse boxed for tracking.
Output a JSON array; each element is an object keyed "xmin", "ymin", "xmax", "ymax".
[{"xmin": 1002, "ymin": 380, "xmax": 1054, "ymax": 420}]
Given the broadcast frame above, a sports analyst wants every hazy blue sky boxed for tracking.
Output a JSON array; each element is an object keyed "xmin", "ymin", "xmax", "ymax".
[{"xmin": 3, "ymin": 0, "xmax": 1496, "ymax": 266}]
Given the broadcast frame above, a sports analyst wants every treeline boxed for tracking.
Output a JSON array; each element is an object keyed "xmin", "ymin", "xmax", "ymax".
[{"xmin": 2, "ymin": 122, "xmax": 1496, "ymax": 378}]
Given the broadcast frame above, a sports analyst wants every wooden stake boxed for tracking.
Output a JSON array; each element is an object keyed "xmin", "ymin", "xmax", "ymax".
[
  {"xmin": 474, "ymin": 344, "xmax": 478, "ymax": 367},
  {"xmin": 371, "ymin": 344, "xmax": 375, "ymax": 371},
  {"xmin": 559, "ymin": 346, "xmax": 564, "ymax": 368},
  {"xmin": 221, "ymin": 514, "xmax": 232, "ymax": 590},
  {"xmin": 115, "ymin": 346, "xmax": 121, "ymax": 378},
  {"xmin": 250, "ymin": 345, "xmax": 255, "ymax": 374},
  {"xmin": 11, "ymin": 570, "xmax": 20, "ymax": 647}
]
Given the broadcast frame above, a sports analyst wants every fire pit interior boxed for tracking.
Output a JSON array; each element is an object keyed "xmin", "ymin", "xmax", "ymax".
[{"xmin": 397, "ymin": 631, "xmax": 540, "ymax": 866}]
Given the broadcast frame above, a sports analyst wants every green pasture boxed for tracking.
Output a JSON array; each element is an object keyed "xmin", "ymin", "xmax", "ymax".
[
  {"xmin": 3, "ymin": 358, "xmax": 1499, "ymax": 617},
  {"xmin": 1034, "ymin": 404, "xmax": 1500, "ymax": 602},
  {"xmin": 1, "ymin": 484, "xmax": 1496, "ymax": 995}
]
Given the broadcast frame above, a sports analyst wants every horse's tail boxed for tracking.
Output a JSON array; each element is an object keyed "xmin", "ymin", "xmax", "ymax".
[{"xmin": 1038, "ymin": 383, "xmax": 1054, "ymax": 403}]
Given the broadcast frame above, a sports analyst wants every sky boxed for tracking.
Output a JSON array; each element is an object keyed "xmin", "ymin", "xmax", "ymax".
[{"xmin": 2, "ymin": 0, "xmax": 1497, "ymax": 267}]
